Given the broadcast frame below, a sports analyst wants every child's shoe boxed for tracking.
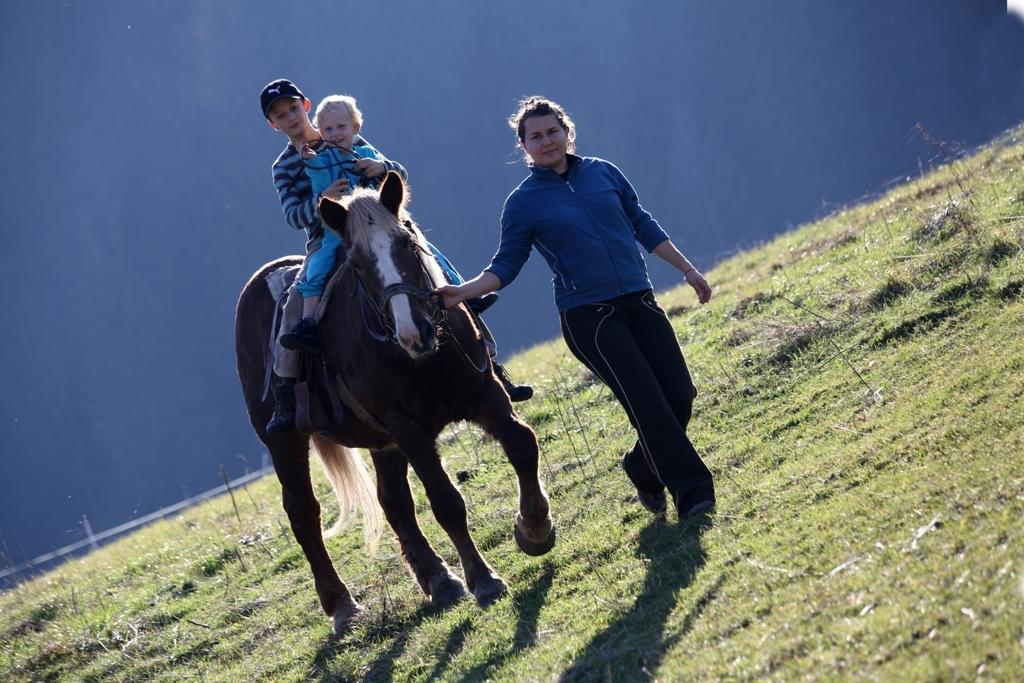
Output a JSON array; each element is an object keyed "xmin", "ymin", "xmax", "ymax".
[
  {"xmin": 494, "ymin": 362, "xmax": 534, "ymax": 402},
  {"xmin": 467, "ymin": 292, "xmax": 499, "ymax": 315},
  {"xmin": 280, "ymin": 318, "xmax": 320, "ymax": 353}
]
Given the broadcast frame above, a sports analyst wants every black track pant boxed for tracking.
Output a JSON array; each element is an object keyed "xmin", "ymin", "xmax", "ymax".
[{"xmin": 560, "ymin": 289, "xmax": 714, "ymax": 503}]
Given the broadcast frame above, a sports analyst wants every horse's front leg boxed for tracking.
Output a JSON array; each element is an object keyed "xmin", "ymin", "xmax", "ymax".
[
  {"xmin": 370, "ymin": 447, "xmax": 467, "ymax": 607},
  {"xmin": 472, "ymin": 382, "xmax": 555, "ymax": 556},
  {"xmin": 391, "ymin": 421, "xmax": 508, "ymax": 607},
  {"xmin": 266, "ymin": 434, "xmax": 362, "ymax": 635}
]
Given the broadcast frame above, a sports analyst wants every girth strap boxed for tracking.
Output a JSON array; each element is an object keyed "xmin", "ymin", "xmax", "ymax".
[{"xmin": 332, "ymin": 373, "xmax": 389, "ymax": 434}]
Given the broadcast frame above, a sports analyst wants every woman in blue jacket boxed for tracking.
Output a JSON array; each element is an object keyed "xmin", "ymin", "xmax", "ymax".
[{"xmin": 437, "ymin": 96, "xmax": 715, "ymax": 519}]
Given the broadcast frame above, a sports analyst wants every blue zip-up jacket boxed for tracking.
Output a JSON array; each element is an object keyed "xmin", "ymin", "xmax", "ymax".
[
  {"xmin": 272, "ymin": 134, "xmax": 407, "ymax": 252},
  {"xmin": 304, "ymin": 144, "xmax": 380, "ymax": 197},
  {"xmin": 486, "ymin": 155, "xmax": 670, "ymax": 312}
]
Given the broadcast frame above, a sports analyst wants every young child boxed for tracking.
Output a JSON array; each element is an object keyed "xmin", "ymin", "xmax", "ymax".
[
  {"xmin": 279, "ymin": 95, "xmax": 390, "ymax": 351},
  {"xmin": 281, "ymin": 94, "xmax": 466, "ymax": 351}
]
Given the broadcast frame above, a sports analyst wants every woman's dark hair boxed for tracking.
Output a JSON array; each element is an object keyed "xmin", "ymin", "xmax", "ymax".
[{"xmin": 508, "ymin": 96, "xmax": 577, "ymax": 156}]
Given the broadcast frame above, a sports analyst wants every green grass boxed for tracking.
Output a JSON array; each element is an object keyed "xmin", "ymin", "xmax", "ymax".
[{"xmin": 4, "ymin": 127, "xmax": 1024, "ymax": 681}]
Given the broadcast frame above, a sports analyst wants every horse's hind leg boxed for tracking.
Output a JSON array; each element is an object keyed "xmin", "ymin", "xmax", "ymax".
[
  {"xmin": 236, "ymin": 270, "xmax": 359, "ymax": 634},
  {"xmin": 392, "ymin": 425, "xmax": 508, "ymax": 607},
  {"xmin": 473, "ymin": 385, "xmax": 555, "ymax": 556},
  {"xmin": 370, "ymin": 447, "xmax": 467, "ymax": 607},
  {"xmin": 266, "ymin": 433, "xmax": 363, "ymax": 634}
]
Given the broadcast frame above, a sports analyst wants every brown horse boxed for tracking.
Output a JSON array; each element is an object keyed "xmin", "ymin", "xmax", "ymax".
[{"xmin": 235, "ymin": 173, "xmax": 555, "ymax": 635}]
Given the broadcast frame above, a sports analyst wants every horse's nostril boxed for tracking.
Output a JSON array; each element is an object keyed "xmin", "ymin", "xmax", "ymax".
[
  {"xmin": 405, "ymin": 325, "xmax": 438, "ymax": 357},
  {"xmin": 417, "ymin": 320, "xmax": 437, "ymax": 345}
]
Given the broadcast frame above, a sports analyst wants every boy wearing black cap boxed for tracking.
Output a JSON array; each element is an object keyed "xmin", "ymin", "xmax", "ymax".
[{"xmin": 260, "ymin": 79, "xmax": 407, "ymax": 433}]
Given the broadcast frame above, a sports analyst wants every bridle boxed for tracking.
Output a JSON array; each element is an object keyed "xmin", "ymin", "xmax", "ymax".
[
  {"xmin": 351, "ymin": 264, "xmax": 447, "ymax": 346},
  {"xmin": 346, "ymin": 238, "xmax": 488, "ymax": 373}
]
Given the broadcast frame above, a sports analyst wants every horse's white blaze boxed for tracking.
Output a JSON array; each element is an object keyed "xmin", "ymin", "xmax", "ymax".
[{"xmin": 369, "ymin": 228, "xmax": 419, "ymax": 350}]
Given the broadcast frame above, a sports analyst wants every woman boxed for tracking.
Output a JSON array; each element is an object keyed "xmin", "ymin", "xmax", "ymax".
[{"xmin": 437, "ymin": 96, "xmax": 716, "ymax": 519}]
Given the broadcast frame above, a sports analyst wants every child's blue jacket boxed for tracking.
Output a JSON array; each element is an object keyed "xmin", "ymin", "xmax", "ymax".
[{"xmin": 304, "ymin": 144, "xmax": 380, "ymax": 198}]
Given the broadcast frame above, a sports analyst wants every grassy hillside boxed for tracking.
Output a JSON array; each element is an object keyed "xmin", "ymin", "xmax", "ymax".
[{"xmin": 3, "ymin": 127, "xmax": 1023, "ymax": 681}]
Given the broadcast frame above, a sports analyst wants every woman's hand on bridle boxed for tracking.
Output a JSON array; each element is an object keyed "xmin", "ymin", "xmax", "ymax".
[
  {"xmin": 355, "ymin": 158, "xmax": 387, "ymax": 178},
  {"xmin": 435, "ymin": 284, "xmax": 466, "ymax": 309}
]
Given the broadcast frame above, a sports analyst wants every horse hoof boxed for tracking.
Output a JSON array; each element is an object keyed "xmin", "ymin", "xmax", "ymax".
[
  {"xmin": 473, "ymin": 575, "xmax": 508, "ymax": 607},
  {"xmin": 331, "ymin": 603, "xmax": 364, "ymax": 638},
  {"xmin": 514, "ymin": 522, "xmax": 556, "ymax": 556},
  {"xmin": 429, "ymin": 573, "xmax": 468, "ymax": 608}
]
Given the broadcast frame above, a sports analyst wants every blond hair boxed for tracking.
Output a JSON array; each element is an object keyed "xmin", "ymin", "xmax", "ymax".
[{"xmin": 314, "ymin": 94, "xmax": 364, "ymax": 129}]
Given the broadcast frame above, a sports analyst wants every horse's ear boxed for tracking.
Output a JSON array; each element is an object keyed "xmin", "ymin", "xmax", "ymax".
[
  {"xmin": 319, "ymin": 196, "xmax": 348, "ymax": 233},
  {"xmin": 379, "ymin": 171, "xmax": 404, "ymax": 217}
]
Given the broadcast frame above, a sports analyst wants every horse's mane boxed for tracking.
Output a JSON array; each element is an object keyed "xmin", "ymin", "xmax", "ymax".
[{"xmin": 342, "ymin": 187, "xmax": 447, "ymax": 288}]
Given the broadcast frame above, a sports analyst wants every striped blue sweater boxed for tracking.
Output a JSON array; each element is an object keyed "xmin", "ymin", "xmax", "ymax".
[{"xmin": 272, "ymin": 135, "xmax": 408, "ymax": 250}]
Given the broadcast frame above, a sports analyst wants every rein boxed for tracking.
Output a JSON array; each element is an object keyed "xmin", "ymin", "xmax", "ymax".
[
  {"xmin": 300, "ymin": 140, "xmax": 368, "ymax": 172},
  {"xmin": 445, "ymin": 311, "xmax": 491, "ymax": 373},
  {"xmin": 351, "ymin": 265, "xmax": 447, "ymax": 345},
  {"xmin": 346, "ymin": 259, "xmax": 488, "ymax": 374}
]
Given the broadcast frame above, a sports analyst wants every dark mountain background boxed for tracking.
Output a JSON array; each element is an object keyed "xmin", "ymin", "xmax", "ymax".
[{"xmin": 1, "ymin": 1, "xmax": 1022, "ymax": 567}]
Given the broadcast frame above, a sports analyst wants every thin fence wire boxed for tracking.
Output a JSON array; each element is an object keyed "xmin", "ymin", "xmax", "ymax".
[{"xmin": 0, "ymin": 465, "xmax": 275, "ymax": 584}]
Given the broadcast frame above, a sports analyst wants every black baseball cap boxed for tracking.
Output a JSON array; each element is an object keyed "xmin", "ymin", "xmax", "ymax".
[{"xmin": 260, "ymin": 79, "xmax": 305, "ymax": 119}]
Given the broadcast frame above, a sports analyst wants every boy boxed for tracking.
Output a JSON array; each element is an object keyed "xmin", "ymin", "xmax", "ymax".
[{"xmin": 261, "ymin": 79, "xmax": 403, "ymax": 433}]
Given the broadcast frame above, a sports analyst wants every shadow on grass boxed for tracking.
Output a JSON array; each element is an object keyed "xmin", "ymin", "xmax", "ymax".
[
  {"xmin": 310, "ymin": 599, "xmax": 440, "ymax": 682},
  {"xmin": 558, "ymin": 517, "xmax": 712, "ymax": 681},
  {"xmin": 448, "ymin": 562, "xmax": 556, "ymax": 682},
  {"xmin": 314, "ymin": 563, "xmax": 555, "ymax": 682}
]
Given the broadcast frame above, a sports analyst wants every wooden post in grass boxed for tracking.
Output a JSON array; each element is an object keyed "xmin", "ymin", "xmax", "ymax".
[{"xmin": 82, "ymin": 515, "xmax": 98, "ymax": 551}]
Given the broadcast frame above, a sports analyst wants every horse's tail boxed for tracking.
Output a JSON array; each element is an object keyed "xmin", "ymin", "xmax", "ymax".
[{"xmin": 309, "ymin": 435, "xmax": 383, "ymax": 551}]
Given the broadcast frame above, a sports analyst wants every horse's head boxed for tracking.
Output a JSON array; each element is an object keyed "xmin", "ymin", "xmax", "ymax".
[{"xmin": 319, "ymin": 173, "xmax": 446, "ymax": 359}]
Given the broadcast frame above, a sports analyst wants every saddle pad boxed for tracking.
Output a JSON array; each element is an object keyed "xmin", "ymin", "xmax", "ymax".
[
  {"xmin": 265, "ymin": 264, "xmax": 301, "ymax": 303},
  {"xmin": 260, "ymin": 263, "xmax": 301, "ymax": 402}
]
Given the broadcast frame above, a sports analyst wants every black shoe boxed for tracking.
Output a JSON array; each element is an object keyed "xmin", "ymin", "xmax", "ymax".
[
  {"xmin": 494, "ymin": 362, "xmax": 533, "ymax": 402},
  {"xmin": 266, "ymin": 384, "xmax": 296, "ymax": 434},
  {"xmin": 280, "ymin": 318, "xmax": 320, "ymax": 354},
  {"xmin": 621, "ymin": 451, "xmax": 667, "ymax": 514},
  {"xmin": 680, "ymin": 499, "xmax": 715, "ymax": 518},
  {"xmin": 637, "ymin": 488, "xmax": 668, "ymax": 514},
  {"xmin": 467, "ymin": 292, "xmax": 499, "ymax": 315},
  {"xmin": 674, "ymin": 484, "xmax": 716, "ymax": 519}
]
